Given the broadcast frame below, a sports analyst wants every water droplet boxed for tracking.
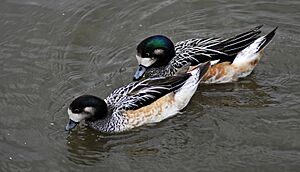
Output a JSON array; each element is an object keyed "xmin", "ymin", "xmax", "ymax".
[
  {"xmin": 119, "ymin": 67, "xmax": 126, "ymax": 72},
  {"xmin": 50, "ymin": 122, "xmax": 54, "ymax": 126},
  {"xmin": 139, "ymin": 24, "xmax": 143, "ymax": 27},
  {"xmin": 9, "ymin": 157, "xmax": 12, "ymax": 160},
  {"xmin": 62, "ymin": 13, "xmax": 65, "ymax": 16}
]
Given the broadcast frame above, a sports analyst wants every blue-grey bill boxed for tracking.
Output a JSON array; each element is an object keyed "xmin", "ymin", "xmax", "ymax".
[
  {"xmin": 133, "ymin": 65, "xmax": 147, "ymax": 81},
  {"xmin": 65, "ymin": 119, "xmax": 78, "ymax": 131}
]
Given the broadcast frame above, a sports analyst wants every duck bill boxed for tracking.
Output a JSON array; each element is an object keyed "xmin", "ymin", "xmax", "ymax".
[
  {"xmin": 133, "ymin": 65, "xmax": 147, "ymax": 81},
  {"xmin": 65, "ymin": 119, "xmax": 78, "ymax": 131}
]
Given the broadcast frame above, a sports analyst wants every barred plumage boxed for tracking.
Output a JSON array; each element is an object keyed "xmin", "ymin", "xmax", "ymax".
[
  {"xmin": 133, "ymin": 25, "xmax": 277, "ymax": 83},
  {"xmin": 66, "ymin": 63, "xmax": 210, "ymax": 133}
]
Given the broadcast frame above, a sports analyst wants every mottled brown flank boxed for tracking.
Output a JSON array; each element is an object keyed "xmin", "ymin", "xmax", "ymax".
[
  {"xmin": 234, "ymin": 53, "xmax": 263, "ymax": 74},
  {"xmin": 250, "ymin": 59, "xmax": 259, "ymax": 66},
  {"xmin": 200, "ymin": 52, "xmax": 263, "ymax": 82},
  {"xmin": 125, "ymin": 93, "xmax": 175, "ymax": 127},
  {"xmin": 202, "ymin": 62, "xmax": 231, "ymax": 81}
]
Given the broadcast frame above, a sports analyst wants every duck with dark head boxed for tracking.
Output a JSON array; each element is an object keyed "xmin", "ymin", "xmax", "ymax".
[{"xmin": 133, "ymin": 25, "xmax": 277, "ymax": 83}]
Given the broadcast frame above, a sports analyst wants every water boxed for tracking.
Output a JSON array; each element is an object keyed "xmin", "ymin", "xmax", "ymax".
[{"xmin": 0, "ymin": 0, "xmax": 300, "ymax": 171}]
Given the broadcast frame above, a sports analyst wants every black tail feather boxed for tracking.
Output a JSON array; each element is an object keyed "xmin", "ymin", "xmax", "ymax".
[
  {"xmin": 256, "ymin": 27, "xmax": 278, "ymax": 53},
  {"xmin": 222, "ymin": 25, "xmax": 263, "ymax": 47},
  {"xmin": 221, "ymin": 25, "xmax": 263, "ymax": 55},
  {"xmin": 210, "ymin": 25, "xmax": 264, "ymax": 63}
]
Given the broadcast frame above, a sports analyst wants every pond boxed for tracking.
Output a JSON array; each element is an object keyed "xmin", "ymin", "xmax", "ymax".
[{"xmin": 0, "ymin": 0, "xmax": 299, "ymax": 171}]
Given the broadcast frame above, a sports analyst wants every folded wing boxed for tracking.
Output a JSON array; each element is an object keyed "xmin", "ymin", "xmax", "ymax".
[{"xmin": 106, "ymin": 73, "xmax": 191, "ymax": 111}]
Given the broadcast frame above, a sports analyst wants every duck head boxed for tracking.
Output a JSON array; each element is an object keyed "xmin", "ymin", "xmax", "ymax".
[
  {"xmin": 65, "ymin": 95, "xmax": 108, "ymax": 131},
  {"xmin": 133, "ymin": 35, "xmax": 175, "ymax": 81}
]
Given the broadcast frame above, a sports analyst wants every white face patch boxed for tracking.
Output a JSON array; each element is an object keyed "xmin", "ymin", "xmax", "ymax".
[
  {"xmin": 84, "ymin": 107, "xmax": 95, "ymax": 114},
  {"xmin": 68, "ymin": 108, "xmax": 88, "ymax": 122},
  {"xmin": 136, "ymin": 55, "xmax": 156, "ymax": 67},
  {"xmin": 154, "ymin": 49, "xmax": 164, "ymax": 55}
]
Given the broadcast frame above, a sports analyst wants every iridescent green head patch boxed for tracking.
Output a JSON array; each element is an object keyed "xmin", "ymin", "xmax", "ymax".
[
  {"xmin": 145, "ymin": 35, "xmax": 173, "ymax": 49},
  {"xmin": 137, "ymin": 35, "xmax": 174, "ymax": 53}
]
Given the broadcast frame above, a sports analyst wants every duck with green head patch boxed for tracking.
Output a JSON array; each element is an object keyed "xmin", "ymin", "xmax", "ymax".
[
  {"xmin": 133, "ymin": 25, "xmax": 277, "ymax": 83},
  {"xmin": 134, "ymin": 35, "xmax": 175, "ymax": 79}
]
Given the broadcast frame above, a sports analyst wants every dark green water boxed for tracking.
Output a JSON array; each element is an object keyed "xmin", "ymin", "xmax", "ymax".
[{"xmin": 0, "ymin": 0, "xmax": 300, "ymax": 171}]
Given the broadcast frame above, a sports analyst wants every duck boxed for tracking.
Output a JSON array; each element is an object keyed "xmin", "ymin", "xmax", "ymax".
[
  {"xmin": 133, "ymin": 25, "xmax": 277, "ymax": 83},
  {"xmin": 65, "ymin": 62, "xmax": 210, "ymax": 133}
]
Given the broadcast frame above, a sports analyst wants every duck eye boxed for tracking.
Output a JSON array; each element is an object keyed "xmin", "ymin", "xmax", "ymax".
[
  {"xmin": 145, "ymin": 52, "xmax": 150, "ymax": 57},
  {"xmin": 73, "ymin": 109, "xmax": 80, "ymax": 113}
]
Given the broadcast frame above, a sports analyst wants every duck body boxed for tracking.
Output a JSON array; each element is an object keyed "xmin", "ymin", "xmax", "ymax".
[
  {"xmin": 66, "ymin": 63, "xmax": 209, "ymax": 133},
  {"xmin": 133, "ymin": 25, "xmax": 277, "ymax": 83}
]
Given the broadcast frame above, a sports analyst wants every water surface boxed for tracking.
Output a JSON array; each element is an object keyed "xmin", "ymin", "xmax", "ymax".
[{"xmin": 0, "ymin": 0, "xmax": 300, "ymax": 171}]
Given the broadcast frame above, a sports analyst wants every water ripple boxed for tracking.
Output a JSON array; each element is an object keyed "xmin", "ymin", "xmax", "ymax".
[{"xmin": 1, "ymin": 0, "xmax": 300, "ymax": 171}]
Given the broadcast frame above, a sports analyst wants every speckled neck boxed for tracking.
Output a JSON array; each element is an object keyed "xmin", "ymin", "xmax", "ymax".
[{"xmin": 85, "ymin": 111, "xmax": 128, "ymax": 133}]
